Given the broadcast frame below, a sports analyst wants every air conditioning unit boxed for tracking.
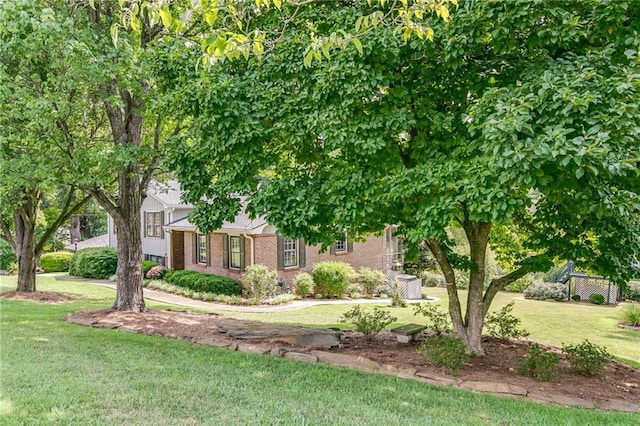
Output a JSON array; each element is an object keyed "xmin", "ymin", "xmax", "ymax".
[{"xmin": 396, "ymin": 274, "xmax": 422, "ymax": 300}]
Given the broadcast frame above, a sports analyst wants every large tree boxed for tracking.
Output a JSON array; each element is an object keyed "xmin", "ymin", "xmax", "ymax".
[
  {"xmin": 166, "ymin": 0, "xmax": 640, "ymax": 354},
  {"xmin": 0, "ymin": 1, "xmax": 92, "ymax": 292}
]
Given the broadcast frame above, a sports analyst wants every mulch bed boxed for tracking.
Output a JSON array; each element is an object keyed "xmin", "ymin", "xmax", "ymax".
[{"xmin": 0, "ymin": 291, "xmax": 75, "ymax": 303}]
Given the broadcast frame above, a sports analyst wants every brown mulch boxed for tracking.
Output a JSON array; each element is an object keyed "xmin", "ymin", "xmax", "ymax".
[
  {"xmin": 62, "ymin": 308, "xmax": 640, "ymax": 408},
  {"xmin": 0, "ymin": 291, "xmax": 75, "ymax": 303}
]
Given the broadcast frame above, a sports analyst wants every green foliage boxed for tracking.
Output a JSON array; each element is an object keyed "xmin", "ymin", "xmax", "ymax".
[
  {"xmin": 420, "ymin": 271, "xmax": 446, "ymax": 288},
  {"xmin": 357, "ymin": 267, "xmax": 387, "ymax": 296},
  {"xmin": 241, "ymin": 264, "xmax": 278, "ymax": 301},
  {"xmin": 523, "ymin": 282, "xmax": 567, "ymax": 301},
  {"xmin": 562, "ymin": 340, "xmax": 611, "ymax": 376},
  {"xmin": 484, "ymin": 302, "xmax": 529, "ymax": 340},
  {"xmin": 68, "ymin": 248, "xmax": 117, "ymax": 279},
  {"xmin": 142, "ymin": 261, "xmax": 160, "ymax": 275},
  {"xmin": 516, "ymin": 344, "xmax": 559, "ymax": 382},
  {"xmin": 339, "ymin": 305, "xmax": 397, "ymax": 341},
  {"xmin": 163, "ymin": 270, "xmax": 240, "ymax": 296},
  {"xmin": 503, "ymin": 275, "xmax": 533, "ymax": 293},
  {"xmin": 0, "ymin": 240, "xmax": 17, "ymax": 270},
  {"xmin": 292, "ymin": 272, "xmax": 314, "ymax": 297},
  {"xmin": 413, "ymin": 303, "xmax": 452, "ymax": 335},
  {"xmin": 39, "ymin": 251, "xmax": 74, "ymax": 273},
  {"xmin": 624, "ymin": 281, "xmax": 640, "ymax": 302},
  {"xmin": 588, "ymin": 293, "xmax": 605, "ymax": 305},
  {"xmin": 418, "ymin": 336, "xmax": 471, "ymax": 375},
  {"xmin": 619, "ymin": 303, "xmax": 640, "ymax": 327},
  {"xmin": 312, "ymin": 261, "xmax": 355, "ymax": 298},
  {"xmin": 145, "ymin": 265, "xmax": 167, "ymax": 280},
  {"xmin": 571, "ymin": 294, "xmax": 581, "ymax": 302}
]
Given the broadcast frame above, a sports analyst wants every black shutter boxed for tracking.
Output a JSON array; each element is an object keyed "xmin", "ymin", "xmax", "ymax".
[
  {"xmin": 239, "ymin": 236, "xmax": 246, "ymax": 271},
  {"xmin": 298, "ymin": 238, "xmax": 306, "ymax": 267},
  {"xmin": 222, "ymin": 234, "xmax": 229, "ymax": 269},
  {"xmin": 277, "ymin": 236, "xmax": 284, "ymax": 270},
  {"xmin": 205, "ymin": 234, "xmax": 211, "ymax": 266},
  {"xmin": 143, "ymin": 212, "xmax": 148, "ymax": 238},
  {"xmin": 192, "ymin": 233, "xmax": 197, "ymax": 264},
  {"xmin": 160, "ymin": 211, "xmax": 165, "ymax": 239}
]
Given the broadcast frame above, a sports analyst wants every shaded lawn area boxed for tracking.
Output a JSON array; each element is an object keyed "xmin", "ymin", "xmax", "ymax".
[{"xmin": 1, "ymin": 276, "xmax": 639, "ymax": 424}]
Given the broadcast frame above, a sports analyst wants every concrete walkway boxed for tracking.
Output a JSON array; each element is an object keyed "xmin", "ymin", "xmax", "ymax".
[{"xmin": 53, "ymin": 274, "xmax": 437, "ymax": 313}]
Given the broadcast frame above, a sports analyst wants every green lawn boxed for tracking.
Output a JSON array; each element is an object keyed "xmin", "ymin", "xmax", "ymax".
[{"xmin": 1, "ymin": 275, "xmax": 639, "ymax": 425}]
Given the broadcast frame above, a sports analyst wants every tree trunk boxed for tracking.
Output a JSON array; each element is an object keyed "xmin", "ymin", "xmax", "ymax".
[
  {"xmin": 14, "ymin": 196, "xmax": 38, "ymax": 293},
  {"xmin": 109, "ymin": 174, "xmax": 145, "ymax": 312}
]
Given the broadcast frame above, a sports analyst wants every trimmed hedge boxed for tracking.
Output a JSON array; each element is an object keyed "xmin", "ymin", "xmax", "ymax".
[
  {"xmin": 312, "ymin": 261, "xmax": 356, "ymax": 298},
  {"xmin": 40, "ymin": 251, "xmax": 74, "ymax": 273},
  {"xmin": 163, "ymin": 270, "xmax": 240, "ymax": 296},
  {"xmin": 69, "ymin": 247, "xmax": 118, "ymax": 279}
]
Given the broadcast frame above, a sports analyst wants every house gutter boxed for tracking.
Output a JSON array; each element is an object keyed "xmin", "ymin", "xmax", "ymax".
[{"xmin": 243, "ymin": 233, "xmax": 255, "ymax": 266}]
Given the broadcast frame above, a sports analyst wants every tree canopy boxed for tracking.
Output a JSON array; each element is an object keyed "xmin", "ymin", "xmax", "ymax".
[{"xmin": 164, "ymin": 0, "xmax": 640, "ymax": 353}]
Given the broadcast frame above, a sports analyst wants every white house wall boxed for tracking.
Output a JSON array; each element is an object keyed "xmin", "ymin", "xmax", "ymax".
[{"xmin": 140, "ymin": 196, "xmax": 168, "ymax": 258}]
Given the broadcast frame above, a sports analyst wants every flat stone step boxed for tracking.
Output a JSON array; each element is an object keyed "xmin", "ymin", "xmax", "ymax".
[{"xmin": 390, "ymin": 323, "xmax": 427, "ymax": 342}]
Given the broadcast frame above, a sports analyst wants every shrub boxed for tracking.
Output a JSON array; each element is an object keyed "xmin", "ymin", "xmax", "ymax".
[
  {"xmin": 146, "ymin": 265, "xmax": 166, "ymax": 280},
  {"xmin": 268, "ymin": 294, "xmax": 297, "ymax": 305},
  {"xmin": 357, "ymin": 267, "xmax": 387, "ymax": 296},
  {"xmin": 619, "ymin": 303, "xmax": 640, "ymax": 327},
  {"xmin": 68, "ymin": 247, "xmax": 118, "ymax": 279},
  {"xmin": 624, "ymin": 281, "xmax": 640, "ymax": 302},
  {"xmin": 339, "ymin": 305, "xmax": 397, "ymax": 341},
  {"xmin": 420, "ymin": 271, "xmax": 446, "ymax": 287},
  {"xmin": 312, "ymin": 261, "xmax": 356, "ymax": 298},
  {"xmin": 241, "ymin": 264, "xmax": 278, "ymax": 301},
  {"xmin": 588, "ymin": 293, "xmax": 605, "ymax": 305},
  {"xmin": 0, "ymin": 239, "xmax": 16, "ymax": 270},
  {"xmin": 523, "ymin": 281, "xmax": 567, "ymax": 301},
  {"xmin": 484, "ymin": 302, "xmax": 529, "ymax": 340},
  {"xmin": 516, "ymin": 343, "xmax": 559, "ymax": 382},
  {"xmin": 503, "ymin": 275, "xmax": 532, "ymax": 293},
  {"xmin": 164, "ymin": 270, "xmax": 240, "ymax": 296},
  {"xmin": 413, "ymin": 303, "xmax": 452, "ymax": 335},
  {"xmin": 292, "ymin": 272, "xmax": 314, "ymax": 297},
  {"xmin": 562, "ymin": 340, "xmax": 611, "ymax": 376},
  {"xmin": 571, "ymin": 294, "xmax": 581, "ymax": 302},
  {"xmin": 39, "ymin": 251, "xmax": 74, "ymax": 273},
  {"xmin": 346, "ymin": 282, "xmax": 362, "ymax": 299},
  {"xmin": 142, "ymin": 260, "xmax": 159, "ymax": 275},
  {"xmin": 453, "ymin": 269, "xmax": 469, "ymax": 290},
  {"xmin": 418, "ymin": 336, "xmax": 470, "ymax": 375}
]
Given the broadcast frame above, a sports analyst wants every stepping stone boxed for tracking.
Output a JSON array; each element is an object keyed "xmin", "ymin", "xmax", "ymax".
[
  {"xmin": 310, "ymin": 351, "xmax": 380, "ymax": 372},
  {"xmin": 196, "ymin": 337, "xmax": 232, "ymax": 348},
  {"xmin": 527, "ymin": 391, "xmax": 595, "ymax": 409},
  {"xmin": 284, "ymin": 352, "xmax": 319, "ymax": 363},
  {"xmin": 600, "ymin": 399, "xmax": 640, "ymax": 413},
  {"xmin": 415, "ymin": 371, "xmax": 461, "ymax": 386},
  {"xmin": 460, "ymin": 381, "xmax": 527, "ymax": 396}
]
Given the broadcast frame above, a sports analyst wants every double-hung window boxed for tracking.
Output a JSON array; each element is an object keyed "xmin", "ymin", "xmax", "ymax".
[
  {"xmin": 196, "ymin": 234, "xmax": 208, "ymax": 264},
  {"xmin": 229, "ymin": 236, "xmax": 242, "ymax": 269},
  {"xmin": 283, "ymin": 238, "xmax": 298, "ymax": 267},
  {"xmin": 145, "ymin": 212, "xmax": 163, "ymax": 238}
]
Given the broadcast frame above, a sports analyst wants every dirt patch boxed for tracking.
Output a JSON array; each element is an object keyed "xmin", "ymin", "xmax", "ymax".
[
  {"xmin": 65, "ymin": 308, "xmax": 640, "ymax": 410},
  {"xmin": 0, "ymin": 291, "xmax": 75, "ymax": 303}
]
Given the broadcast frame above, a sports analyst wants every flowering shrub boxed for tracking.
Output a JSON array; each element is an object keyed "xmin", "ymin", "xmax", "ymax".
[
  {"xmin": 523, "ymin": 281, "xmax": 566, "ymax": 301},
  {"xmin": 146, "ymin": 265, "xmax": 166, "ymax": 279}
]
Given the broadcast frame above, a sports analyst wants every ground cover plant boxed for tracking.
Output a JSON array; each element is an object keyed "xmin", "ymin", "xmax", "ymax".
[
  {"xmin": 2, "ymin": 275, "xmax": 640, "ymax": 425},
  {"xmin": 619, "ymin": 303, "xmax": 640, "ymax": 327}
]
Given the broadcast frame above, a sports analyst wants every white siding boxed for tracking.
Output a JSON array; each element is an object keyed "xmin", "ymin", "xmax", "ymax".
[
  {"xmin": 141, "ymin": 197, "xmax": 167, "ymax": 258},
  {"xmin": 107, "ymin": 215, "xmax": 117, "ymax": 248}
]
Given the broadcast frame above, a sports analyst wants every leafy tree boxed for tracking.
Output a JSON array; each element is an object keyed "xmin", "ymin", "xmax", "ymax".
[{"xmin": 166, "ymin": 1, "xmax": 640, "ymax": 354}]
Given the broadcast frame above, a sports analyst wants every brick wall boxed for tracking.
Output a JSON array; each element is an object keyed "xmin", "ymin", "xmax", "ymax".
[{"xmin": 183, "ymin": 231, "xmax": 387, "ymax": 285}]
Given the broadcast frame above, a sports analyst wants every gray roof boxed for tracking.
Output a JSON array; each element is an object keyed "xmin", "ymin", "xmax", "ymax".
[
  {"xmin": 165, "ymin": 211, "xmax": 268, "ymax": 233},
  {"xmin": 147, "ymin": 180, "xmax": 192, "ymax": 208}
]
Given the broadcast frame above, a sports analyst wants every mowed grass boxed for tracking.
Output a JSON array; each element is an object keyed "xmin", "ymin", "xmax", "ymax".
[{"xmin": 1, "ymin": 275, "xmax": 639, "ymax": 425}]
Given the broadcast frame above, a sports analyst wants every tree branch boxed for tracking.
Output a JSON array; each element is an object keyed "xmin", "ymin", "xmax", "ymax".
[{"xmin": 35, "ymin": 189, "xmax": 92, "ymax": 255}]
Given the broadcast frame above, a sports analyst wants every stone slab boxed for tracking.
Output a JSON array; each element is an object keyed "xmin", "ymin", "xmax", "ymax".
[
  {"xmin": 311, "ymin": 350, "xmax": 380, "ymax": 372},
  {"xmin": 196, "ymin": 337, "xmax": 232, "ymax": 348},
  {"xmin": 415, "ymin": 371, "xmax": 461, "ymax": 386},
  {"xmin": 284, "ymin": 352, "xmax": 319, "ymax": 363},
  {"xmin": 273, "ymin": 333, "xmax": 340, "ymax": 349},
  {"xmin": 527, "ymin": 391, "xmax": 595, "ymax": 409},
  {"xmin": 236, "ymin": 342, "xmax": 272, "ymax": 355},
  {"xmin": 460, "ymin": 381, "xmax": 527, "ymax": 396},
  {"xmin": 600, "ymin": 399, "xmax": 640, "ymax": 413}
]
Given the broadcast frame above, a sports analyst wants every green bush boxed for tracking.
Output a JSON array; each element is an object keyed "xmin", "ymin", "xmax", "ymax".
[
  {"xmin": 503, "ymin": 275, "xmax": 532, "ymax": 293},
  {"xmin": 312, "ymin": 261, "xmax": 356, "ymax": 298},
  {"xmin": 523, "ymin": 281, "xmax": 566, "ymax": 301},
  {"xmin": 619, "ymin": 303, "xmax": 640, "ymax": 327},
  {"xmin": 339, "ymin": 305, "xmax": 397, "ymax": 341},
  {"xmin": 420, "ymin": 271, "xmax": 446, "ymax": 287},
  {"xmin": 571, "ymin": 294, "xmax": 581, "ymax": 302},
  {"xmin": 516, "ymin": 343, "xmax": 559, "ymax": 382},
  {"xmin": 142, "ymin": 260, "xmax": 159, "ymax": 275},
  {"xmin": 68, "ymin": 247, "xmax": 118, "ymax": 279},
  {"xmin": 146, "ymin": 265, "xmax": 167, "ymax": 280},
  {"xmin": 418, "ymin": 336, "xmax": 470, "ymax": 375},
  {"xmin": 624, "ymin": 281, "xmax": 640, "ymax": 302},
  {"xmin": 0, "ymin": 239, "xmax": 16, "ymax": 270},
  {"xmin": 39, "ymin": 251, "xmax": 74, "ymax": 273},
  {"xmin": 413, "ymin": 303, "xmax": 452, "ymax": 335},
  {"xmin": 484, "ymin": 302, "xmax": 529, "ymax": 340},
  {"xmin": 163, "ymin": 269, "xmax": 240, "ymax": 295},
  {"xmin": 588, "ymin": 293, "xmax": 605, "ymax": 305},
  {"xmin": 292, "ymin": 272, "xmax": 314, "ymax": 297},
  {"xmin": 241, "ymin": 264, "xmax": 278, "ymax": 301},
  {"xmin": 357, "ymin": 267, "xmax": 387, "ymax": 296},
  {"xmin": 562, "ymin": 340, "xmax": 611, "ymax": 376}
]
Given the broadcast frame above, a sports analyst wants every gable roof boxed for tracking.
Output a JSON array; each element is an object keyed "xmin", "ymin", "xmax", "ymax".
[{"xmin": 147, "ymin": 180, "xmax": 192, "ymax": 208}]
